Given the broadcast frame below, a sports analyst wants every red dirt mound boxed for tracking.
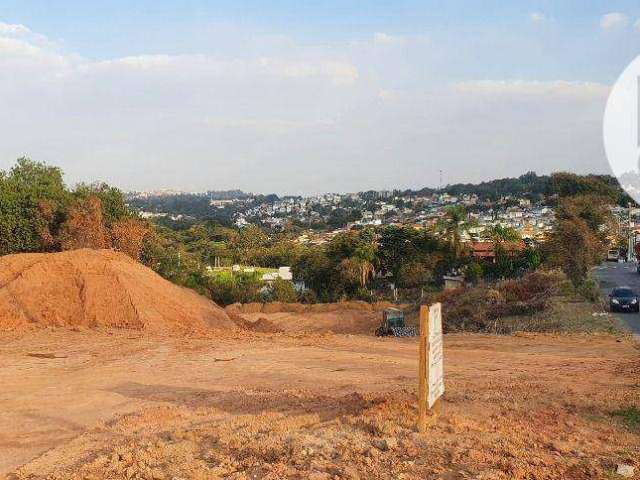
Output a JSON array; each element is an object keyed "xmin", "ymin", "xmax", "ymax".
[
  {"xmin": 226, "ymin": 312, "xmax": 283, "ymax": 333},
  {"xmin": 224, "ymin": 303, "xmax": 242, "ymax": 314},
  {"xmin": 338, "ymin": 300, "xmax": 373, "ymax": 311},
  {"xmin": 0, "ymin": 249, "xmax": 236, "ymax": 334},
  {"xmin": 261, "ymin": 301, "xmax": 308, "ymax": 314},
  {"xmin": 240, "ymin": 302, "xmax": 263, "ymax": 314},
  {"xmin": 240, "ymin": 310, "xmax": 383, "ymax": 335},
  {"xmin": 248, "ymin": 317, "xmax": 284, "ymax": 333}
]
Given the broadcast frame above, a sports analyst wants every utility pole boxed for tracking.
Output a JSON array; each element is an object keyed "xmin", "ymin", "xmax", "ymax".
[{"xmin": 628, "ymin": 204, "xmax": 634, "ymax": 262}]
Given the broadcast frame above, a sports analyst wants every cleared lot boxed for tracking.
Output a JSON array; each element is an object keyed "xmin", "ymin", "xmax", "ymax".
[{"xmin": 0, "ymin": 330, "xmax": 638, "ymax": 479}]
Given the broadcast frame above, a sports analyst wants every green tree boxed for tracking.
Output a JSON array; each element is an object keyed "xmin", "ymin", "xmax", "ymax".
[
  {"xmin": 352, "ymin": 231, "xmax": 377, "ymax": 288},
  {"xmin": 141, "ymin": 229, "xmax": 203, "ymax": 288},
  {"xmin": 464, "ymin": 262, "xmax": 483, "ymax": 284},
  {"xmin": 0, "ymin": 157, "xmax": 69, "ymax": 254},
  {"xmin": 396, "ymin": 261, "xmax": 432, "ymax": 288},
  {"xmin": 482, "ymin": 224, "xmax": 524, "ymax": 279},
  {"xmin": 543, "ymin": 195, "xmax": 612, "ymax": 285},
  {"xmin": 73, "ymin": 182, "xmax": 129, "ymax": 226},
  {"xmin": 377, "ymin": 226, "xmax": 418, "ymax": 280},
  {"xmin": 484, "ymin": 224, "xmax": 521, "ymax": 244},
  {"xmin": 550, "ymin": 172, "xmax": 620, "ymax": 202},
  {"xmin": 269, "ymin": 277, "xmax": 298, "ymax": 302},
  {"xmin": 293, "ymin": 247, "xmax": 336, "ymax": 301},
  {"xmin": 554, "ymin": 194, "xmax": 613, "ymax": 236},
  {"xmin": 544, "ymin": 217, "xmax": 603, "ymax": 286},
  {"xmin": 207, "ymin": 272, "xmax": 262, "ymax": 305},
  {"xmin": 230, "ymin": 225, "xmax": 269, "ymax": 263},
  {"xmin": 438, "ymin": 205, "xmax": 469, "ymax": 261}
]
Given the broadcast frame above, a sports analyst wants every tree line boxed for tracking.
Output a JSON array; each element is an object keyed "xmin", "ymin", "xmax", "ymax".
[
  {"xmin": 0, "ymin": 158, "xmax": 623, "ymax": 306},
  {"xmin": 0, "ymin": 158, "xmax": 148, "ymax": 259},
  {"xmin": 408, "ymin": 170, "xmax": 631, "ymax": 205}
]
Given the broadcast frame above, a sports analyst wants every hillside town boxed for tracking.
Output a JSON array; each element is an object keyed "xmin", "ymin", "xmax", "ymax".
[
  {"xmin": 124, "ymin": 170, "xmax": 640, "ymax": 303},
  {"xmin": 128, "ymin": 188, "xmax": 557, "ymax": 245}
]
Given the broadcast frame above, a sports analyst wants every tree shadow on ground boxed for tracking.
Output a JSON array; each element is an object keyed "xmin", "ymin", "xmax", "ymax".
[{"xmin": 108, "ymin": 382, "xmax": 379, "ymax": 421}]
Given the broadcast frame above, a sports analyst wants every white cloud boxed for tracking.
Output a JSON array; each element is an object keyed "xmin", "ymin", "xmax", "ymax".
[
  {"xmin": 529, "ymin": 12, "xmax": 546, "ymax": 24},
  {"xmin": 109, "ymin": 55, "xmax": 173, "ymax": 70},
  {"xmin": 85, "ymin": 54, "xmax": 358, "ymax": 85},
  {"xmin": 0, "ymin": 23, "xmax": 365, "ymax": 191},
  {"xmin": 373, "ymin": 32, "xmax": 404, "ymax": 46},
  {"xmin": 257, "ymin": 57, "xmax": 358, "ymax": 84},
  {"xmin": 377, "ymin": 89, "xmax": 399, "ymax": 101},
  {"xmin": 453, "ymin": 80, "xmax": 609, "ymax": 98},
  {"xmin": 0, "ymin": 36, "xmax": 41, "ymax": 56},
  {"xmin": 600, "ymin": 12, "xmax": 629, "ymax": 31},
  {"xmin": 0, "ymin": 35, "xmax": 72, "ymax": 76},
  {"xmin": 0, "ymin": 22, "xmax": 615, "ymax": 194},
  {"xmin": 0, "ymin": 22, "xmax": 31, "ymax": 36},
  {"xmin": 0, "ymin": 19, "xmax": 59, "ymax": 56}
]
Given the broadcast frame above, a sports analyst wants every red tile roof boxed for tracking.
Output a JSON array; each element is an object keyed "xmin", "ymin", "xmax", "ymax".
[{"xmin": 468, "ymin": 241, "xmax": 525, "ymax": 259}]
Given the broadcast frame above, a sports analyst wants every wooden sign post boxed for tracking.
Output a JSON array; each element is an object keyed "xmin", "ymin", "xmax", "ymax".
[{"xmin": 418, "ymin": 303, "xmax": 444, "ymax": 432}]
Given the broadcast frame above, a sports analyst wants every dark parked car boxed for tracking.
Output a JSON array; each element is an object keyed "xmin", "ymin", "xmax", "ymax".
[{"xmin": 609, "ymin": 287, "xmax": 639, "ymax": 313}]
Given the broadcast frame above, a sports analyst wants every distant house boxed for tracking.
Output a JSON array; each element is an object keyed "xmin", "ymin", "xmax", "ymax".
[
  {"xmin": 468, "ymin": 241, "xmax": 525, "ymax": 263},
  {"xmin": 278, "ymin": 266, "xmax": 293, "ymax": 281},
  {"xmin": 234, "ymin": 216, "xmax": 249, "ymax": 228},
  {"xmin": 261, "ymin": 267, "xmax": 293, "ymax": 282}
]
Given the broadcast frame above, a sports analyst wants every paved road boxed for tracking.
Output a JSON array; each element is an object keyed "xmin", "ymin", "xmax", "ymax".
[{"xmin": 592, "ymin": 261, "xmax": 640, "ymax": 335}]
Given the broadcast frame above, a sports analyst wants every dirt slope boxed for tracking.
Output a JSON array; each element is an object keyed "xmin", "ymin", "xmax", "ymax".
[
  {"xmin": 0, "ymin": 249, "xmax": 234, "ymax": 333},
  {"xmin": 228, "ymin": 301, "xmax": 409, "ymax": 335},
  {"xmin": 240, "ymin": 310, "xmax": 384, "ymax": 334}
]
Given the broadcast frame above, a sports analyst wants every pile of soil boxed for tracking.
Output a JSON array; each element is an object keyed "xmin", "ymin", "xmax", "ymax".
[
  {"xmin": 247, "ymin": 317, "xmax": 284, "ymax": 333},
  {"xmin": 226, "ymin": 300, "xmax": 405, "ymax": 316},
  {"xmin": 226, "ymin": 312, "xmax": 283, "ymax": 333},
  {"xmin": 238, "ymin": 310, "xmax": 383, "ymax": 335},
  {"xmin": 0, "ymin": 249, "xmax": 235, "ymax": 334},
  {"xmin": 226, "ymin": 301, "xmax": 411, "ymax": 335}
]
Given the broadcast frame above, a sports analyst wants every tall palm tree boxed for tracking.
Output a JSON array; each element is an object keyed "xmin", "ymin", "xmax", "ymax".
[
  {"xmin": 439, "ymin": 205, "xmax": 469, "ymax": 260},
  {"xmin": 353, "ymin": 241, "xmax": 377, "ymax": 288},
  {"xmin": 356, "ymin": 257, "xmax": 375, "ymax": 288},
  {"xmin": 484, "ymin": 225, "xmax": 522, "ymax": 275}
]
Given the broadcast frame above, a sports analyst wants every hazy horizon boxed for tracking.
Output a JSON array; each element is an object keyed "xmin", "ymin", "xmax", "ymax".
[
  {"xmin": 121, "ymin": 168, "xmax": 614, "ymax": 197},
  {"xmin": 1, "ymin": 1, "xmax": 639, "ymax": 195}
]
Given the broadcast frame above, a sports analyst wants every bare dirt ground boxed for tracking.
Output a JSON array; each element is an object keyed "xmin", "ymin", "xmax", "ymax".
[{"xmin": 0, "ymin": 330, "xmax": 638, "ymax": 480}]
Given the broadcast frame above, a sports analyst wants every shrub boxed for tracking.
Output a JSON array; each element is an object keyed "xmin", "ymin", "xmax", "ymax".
[
  {"xmin": 111, "ymin": 218, "xmax": 150, "ymax": 260},
  {"xmin": 611, "ymin": 406, "xmax": 640, "ymax": 431},
  {"xmin": 437, "ymin": 286, "xmax": 489, "ymax": 331},
  {"xmin": 59, "ymin": 196, "xmax": 110, "ymax": 250},
  {"xmin": 268, "ymin": 278, "xmax": 298, "ymax": 303},
  {"xmin": 438, "ymin": 269, "xmax": 566, "ymax": 333},
  {"xmin": 576, "ymin": 277, "xmax": 600, "ymax": 302},
  {"xmin": 464, "ymin": 262, "xmax": 483, "ymax": 284},
  {"xmin": 298, "ymin": 289, "xmax": 318, "ymax": 304},
  {"xmin": 353, "ymin": 287, "xmax": 375, "ymax": 302},
  {"xmin": 207, "ymin": 272, "xmax": 262, "ymax": 306},
  {"xmin": 396, "ymin": 261, "xmax": 432, "ymax": 288}
]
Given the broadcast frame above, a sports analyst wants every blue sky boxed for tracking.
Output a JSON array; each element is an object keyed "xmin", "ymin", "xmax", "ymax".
[{"xmin": 0, "ymin": 1, "xmax": 639, "ymax": 193}]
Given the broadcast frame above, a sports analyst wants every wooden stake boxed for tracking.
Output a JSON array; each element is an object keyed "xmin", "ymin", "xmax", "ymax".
[{"xmin": 417, "ymin": 304, "xmax": 428, "ymax": 433}]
